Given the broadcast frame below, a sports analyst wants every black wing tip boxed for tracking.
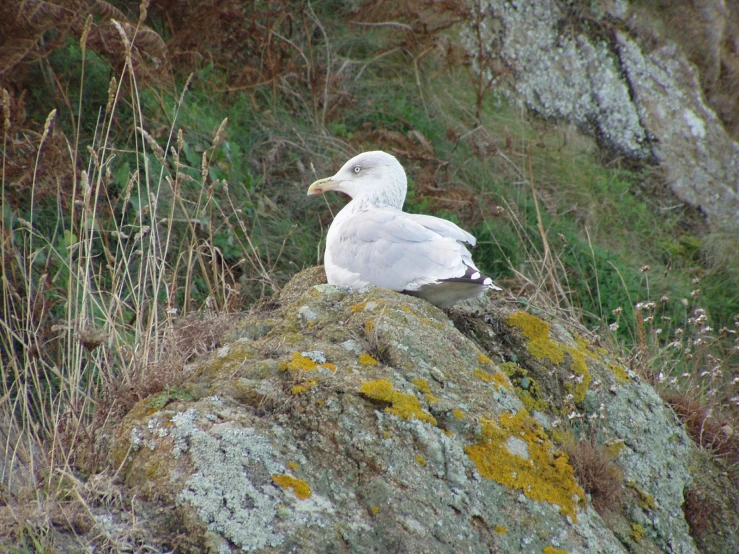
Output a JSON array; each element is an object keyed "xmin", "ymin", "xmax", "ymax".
[{"xmin": 440, "ymin": 266, "xmax": 500, "ymax": 289}]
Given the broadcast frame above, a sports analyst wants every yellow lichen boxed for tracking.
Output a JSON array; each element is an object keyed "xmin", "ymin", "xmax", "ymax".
[
  {"xmin": 272, "ymin": 474, "xmax": 311, "ymax": 499},
  {"xmin": 543, "ymin": 548, "xmax": 569, "ymax": 554},
  {"xmin": 491, "ymin": 372, "xmax": 512, "ymax": 390},
  {"xmin": 506, "ymin": 313, "xmax": 593, "ymax": 403},
  {"xmin": 287, "ymin": 461, "xmax": 299, "ymax": 471},
  {"xmin": 474, "ymin": 369, "xmax": 512, "ymax": 390},
  {"xmin": 604, "ymin": 439, "xmax": 625, "ymax": 458},
  {"xmin": 499, "ymin": 361, "xmax": 520, "ymax": 375},
  {"xmin": 281, "ymin": 352, "xmax": 335, "ymax": 373},
  {"xmin": 630, "ymin": 523, "xmax": 645, "ymax": 542},
  {"xmin": 562, "ymin": 345, "xmax": 592, "ymax": 403},
  {"xmin": 412, "ymin": 378, "xmax": 431, "ymax": 393},
  {"xmin": 280, "ymin": 352, "xmax": 318, "ymax": 371},
  {"xmin": 365, "ymin": 320, "xmax": 374, "ymax": 333},
  {"xmin": 453, "ymin": 409, "xmax": 465, "ymax": 420},
  {"xmin": 478, "ymin": 354, "xmax": 493, "ymax": 365},
  {"xmin": 628, "ymin": 482, "xmax": 657, "ymax": 510},
  {"xmin": 291, "ymin": 378, "xmax": 318, "ymax": 395},
  {"xmin": 424, "ymin": 394, "xmax": 438, "ymax": 404},
  {"xmin": 362, "ymin": 379, "xmax": 394, "ymax": 402},
  {"xmin": 464, "ymin": 410, "xmax": 585, "ymax": 522},
  {"xmin": 499, "ymin": 362, "xmax": 548, "ymax": 412},
  {"xmin": 360, "ymin": 379, "xmax": 437, "ymax": 425},
  {"xmin": 415, "ymin": 454, "xmax": 427, "ymax": 467},
  {"xmin": 371, "ymin": 506, "xmax": 380, "ymax": 515},
  {"xmin": 574, "ymin": 334, "xmax": 600, "ymax": 359},
  {"xmin": 474, "ymin": 368, "xmax": 494, "ymax": 383},
  {"xmin": 494, "ymin": 525, "xmax": 507, "ymax": 534},
  {"xmin": 506, "ymin": 312, "xmax": 565, "ymax": 364},
  {"xmin": 551, "ymin": 429, "xmax": 573, "ymax": 447},
  {"xmin": 609, "ymin": 363, "xmax": 630, "ymax": 384},
  {"xmin": 352, "ymin": 301, "xmax": 368, "ymax": 312},
  {"xmin": 359, "ymin": 353, "xmax": 378, "ymax": 366}
]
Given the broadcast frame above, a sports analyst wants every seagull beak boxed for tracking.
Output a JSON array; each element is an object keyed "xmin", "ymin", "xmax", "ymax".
[{"xmin": 307, "ymin": 177, "xmax": 341, "ymax": 196}]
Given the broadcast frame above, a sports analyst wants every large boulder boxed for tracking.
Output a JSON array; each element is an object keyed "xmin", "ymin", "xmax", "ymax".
[{"xmin": 112, "ymin": 268, "xmax": 738, "ymax": 553}]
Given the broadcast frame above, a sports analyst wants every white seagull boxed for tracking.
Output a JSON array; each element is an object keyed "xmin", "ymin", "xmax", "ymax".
[{"xmin": 307, "ymin": 151, "xmax": 501, "ymax": 308}]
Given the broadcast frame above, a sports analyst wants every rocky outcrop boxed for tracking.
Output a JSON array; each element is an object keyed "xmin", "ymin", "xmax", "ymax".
[
  {"xmin": 112, "ymin": 268, "xmax": 738, "ymax": 553},
  {"xmin": 462, "ymin": 0, "xmax": 739, "ymax": 231}
]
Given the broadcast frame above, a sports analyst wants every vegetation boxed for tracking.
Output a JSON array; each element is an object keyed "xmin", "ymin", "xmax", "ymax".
[{"xmin": 0, "ymin": 0, "xmax": 737, "ymax": 549}]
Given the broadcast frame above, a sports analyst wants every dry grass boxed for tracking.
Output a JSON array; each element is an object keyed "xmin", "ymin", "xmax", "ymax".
[
  {"xmin": 683, "ymin": 486, "xmax": 722, "ymax": 539},
  {"xmin": 561, "ymin": 438, "xmax": 624, "ymax": 516},
  {"xmin": 0, "ymin": 1, "xmax": 286, "ymax": 547},
  {"xmin": 663, "ymin": 390, "xmax": 739, "ymax": 466}
]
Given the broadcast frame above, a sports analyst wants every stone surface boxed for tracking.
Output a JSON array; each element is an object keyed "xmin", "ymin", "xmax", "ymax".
[
  {"xmin": 111, "ymin": 268, "xmax": 739, "ymax": 553},
  {"xmin": 462, "ymin": 0, "xmax": 739, "ymax": 231}
]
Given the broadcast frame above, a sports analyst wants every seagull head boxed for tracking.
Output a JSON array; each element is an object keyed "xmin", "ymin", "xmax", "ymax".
[{"xmin": 307, "ymin": 151, "xmax": 407, "ymax": 208}]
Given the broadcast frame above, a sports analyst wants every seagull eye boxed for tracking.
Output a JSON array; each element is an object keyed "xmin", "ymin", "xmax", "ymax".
[{"xmin": 353, "ymin": 166, "xmax": 361, "ymax": 174}]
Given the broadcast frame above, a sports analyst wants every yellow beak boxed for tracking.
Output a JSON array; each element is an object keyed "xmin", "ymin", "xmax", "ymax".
[{"xmin": 307, "ymin": 177, "xmax": 341, "ymax": 195}]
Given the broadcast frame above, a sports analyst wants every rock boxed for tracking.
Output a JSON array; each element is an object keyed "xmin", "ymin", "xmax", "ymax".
[
  {"xmin": 462, "ymin": 0, "xmax": 739, "ymax": 231},
  {"xmin": 112, "ymin": 269, "xmax": 738, "ymax": 553}
]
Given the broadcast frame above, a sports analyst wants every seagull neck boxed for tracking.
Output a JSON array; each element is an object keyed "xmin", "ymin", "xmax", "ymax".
[{"xmin": 350, "ymin": 192, "xmax": 405, "ymax": 211}]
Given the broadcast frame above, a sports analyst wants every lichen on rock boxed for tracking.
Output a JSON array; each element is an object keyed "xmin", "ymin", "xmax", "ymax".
[{"xmin": 465, "ymin": 409, "xmax": 585, "ymax": 522}]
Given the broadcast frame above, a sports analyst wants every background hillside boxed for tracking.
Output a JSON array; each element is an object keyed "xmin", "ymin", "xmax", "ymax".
[{"xmin": 0, "ymin": 0, "xmax": 738, "ymax": 551}]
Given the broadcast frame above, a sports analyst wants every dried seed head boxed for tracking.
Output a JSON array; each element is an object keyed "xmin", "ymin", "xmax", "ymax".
[
  {"xmin": 139, "ymin": 0, "xmax": 150, "ymax": 25},
  {"xmin": 80, "ymin": 14, "xmax": 93, "ymax": 53},
  {"xmin": 41, "ymin": 109, "xmax": 57, "ymax": 143},
  {"xmin": 2, "ymin": 88, "xmax": 10, "ymax": 132},
  {"xmin": 111, "ymin": 20, "xmax": 131, "ymax": 52},
  {"xmin": 106, "ymin": 77, "xmax": 117, "ymax": 116},
  {"xmin": 138, "ymin": 127, "xmax": 165, "ymax": 163},
  {"xmin": 213, "ymin": 117, "xmax": 228, "ymax": 148}
]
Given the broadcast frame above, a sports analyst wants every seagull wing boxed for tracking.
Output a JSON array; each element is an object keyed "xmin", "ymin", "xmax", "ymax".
[{"xmin": 327, "ymin": 207, "xmax": 482, "ymax": 294}]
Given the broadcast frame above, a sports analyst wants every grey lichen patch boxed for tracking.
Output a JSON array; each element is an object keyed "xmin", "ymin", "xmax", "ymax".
[
  {"xmin": 462, "ymin": 1, "xmax": 647, "ymax": 158},
  {"xmin": 172, "ymin": 409, "xmax": 286, "ymax": 551},
  {"xmin": 298, "ymin": 305, "xmax": 318, "ymax": 321},
  {"xmin": 604, "ymin": 379, "xmax": 697, "ymax": 553}
]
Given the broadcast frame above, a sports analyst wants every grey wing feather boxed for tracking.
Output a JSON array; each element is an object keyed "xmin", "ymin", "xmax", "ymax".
[
  {"xmin": 402, "ymin": 213, "xmax": 476, "ymax": 246},
  {"xmin": 331, "ymin": 208, "xmax": 473, "ymax": 291}
]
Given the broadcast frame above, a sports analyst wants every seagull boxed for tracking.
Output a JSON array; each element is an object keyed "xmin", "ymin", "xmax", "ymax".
[{"xmin": 307, "ymin": 151, "xmax": 501, "ymax": 308}]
